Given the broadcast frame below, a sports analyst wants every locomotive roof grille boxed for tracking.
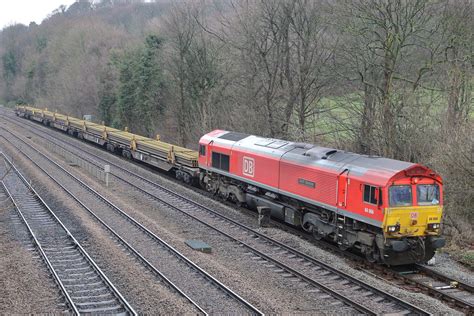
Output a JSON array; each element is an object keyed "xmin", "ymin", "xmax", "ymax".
[
  {"xmin": 254, "ymin": 138, "xmax": 288, "ymax": 149},
  {"xmin": 218, "ymin": 132, "xmax": 249, "ymax": 141},
  {"xmin": 293, "ymin": 143, "xmax": 313, "ymax": 149}
]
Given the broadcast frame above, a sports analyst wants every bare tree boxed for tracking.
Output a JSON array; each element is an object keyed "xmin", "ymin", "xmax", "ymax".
[
  {"xmin": 163, "ymin": 4, "xmax": 196, "ymax": 146},
  {"xmin": 224, "ymin": 0, "xmax": 286, "ymax": 137},
  {"xmin": 334, "ymin": 0, "xmax": 443, "ymax": 158},
  {"xmin": 163, "ymin": 2, "xmax": 230, "ymax": 145},
  {"xmin": 280, "ymin": 0, "xmax": 334, "ymax": 140},
  {"xmin": 442, "ymin": 0, "xmax": 473, "ymax": 131}
]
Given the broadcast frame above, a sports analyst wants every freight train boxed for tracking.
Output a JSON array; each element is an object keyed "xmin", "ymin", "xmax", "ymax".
[{"xmin": 15, "ymin": 106, "xmax": 445, "ymax": 266}]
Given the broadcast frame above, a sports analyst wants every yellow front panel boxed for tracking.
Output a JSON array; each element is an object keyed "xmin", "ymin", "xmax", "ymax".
[{"xmin": 383, "ymin": 205, "xmax": 443, "ymax": 237}]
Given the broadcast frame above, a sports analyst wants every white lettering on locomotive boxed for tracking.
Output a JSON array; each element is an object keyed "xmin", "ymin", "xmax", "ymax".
[
  {"xmin": 364, "ymin": 207, "xmax": 374, "ymax": 215},
  {"xmin": 243, "ymin": 156, "xmax": 255, "ymax": 177}
]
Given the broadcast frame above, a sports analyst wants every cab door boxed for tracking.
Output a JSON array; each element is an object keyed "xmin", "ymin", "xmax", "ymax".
[
  {"xmin": 206, "ymin": 140, "xmax": 215, "ymax": 168},
  {"xmin": 337, "ymin": 170, "xmax": 349, "ymax": 209}
]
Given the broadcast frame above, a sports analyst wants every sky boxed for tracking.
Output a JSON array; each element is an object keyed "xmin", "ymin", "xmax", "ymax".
[{"xmin": 0, "ymin": 0, "xmax": 76, "ymax": 29}]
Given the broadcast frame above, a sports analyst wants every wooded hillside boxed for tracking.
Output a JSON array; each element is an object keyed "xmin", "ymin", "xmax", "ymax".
[{"xmin": 1, "ymin": 0, "xmax": 472, "ymax": 262}]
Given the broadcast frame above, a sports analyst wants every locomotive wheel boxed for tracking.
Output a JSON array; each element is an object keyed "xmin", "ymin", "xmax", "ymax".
[
  {"xmin": 228, "ymin": 193, "xmax": 241, "ymax": 205},
  {"xmin": 423, "ymin": 249, "xmax": 436, "ymax": 263},
  {"xmin": 311, "ymin": 225, "xmax": 323, "ymax": 240},
  {"xmin": 338, "ymin": 242, "xmax": 350, "ymax": 251},
  {"xmin": 422, "ymin": 240, "xmax": 436, "ymax": 263},
  {"xmin": 365, "ymin": 247, "xmax": 380, "ymax": 263}
]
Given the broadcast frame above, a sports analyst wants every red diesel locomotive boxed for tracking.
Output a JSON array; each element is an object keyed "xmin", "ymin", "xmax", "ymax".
[{"xmin": 199, "ymin": 130, "xmax": 445, "ymax": 266}]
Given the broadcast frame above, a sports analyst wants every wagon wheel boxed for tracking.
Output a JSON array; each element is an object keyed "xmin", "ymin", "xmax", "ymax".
[{"xmin": 183, "ymin": 173, "xmax": 192, "ymax": 184}]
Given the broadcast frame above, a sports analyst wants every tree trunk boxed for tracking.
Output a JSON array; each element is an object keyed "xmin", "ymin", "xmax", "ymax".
[
  {"xmin": 177, "ymin": 70, "xmax": 187, "ymax": 146},
  {"xmin": 281, "ymin": 12, "xmax": 296, "ymax": 137},
  {"xmin": 359, "ymin": 83, "xmax": 376, "ymax": 154},
  {"xmin": 266, "ymin": 92, "xmax": 277, "ymax": 137},
  {"xmin": 381, "ymin": 44, "xmax": 395, "ymax": 158}
]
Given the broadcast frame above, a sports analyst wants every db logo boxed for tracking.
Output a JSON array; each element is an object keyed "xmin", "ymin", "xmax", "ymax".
[
  {"xmin": 243, "ymin": 156, "xmax": 255, "ymax": 177},
  {"xmin": 410, "ymin": 212, "xmax": 419, "ymax": 219}
]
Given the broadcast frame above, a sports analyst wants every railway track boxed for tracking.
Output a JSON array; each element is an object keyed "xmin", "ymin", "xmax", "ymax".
[
  {"xmin": 391, "ymin": 264, "xmax": 473, "ymax": 314},
  {"xmin": 265, "ymin": 215, "xmax": 474, "ymax": 315},
  {"xmin": 1, "ymin": 113, "xmax": 433, "ymax": 315},
  {"xmin": 279, "ymin": 223, "xmax": 474, "ymax": 315},
  {"xmin": 0, "ymin": 152, "xmax": 136, "ymax": 315},
  {"xmin": 0, "ymin": 128, "xmax": 262, "ymax": 315},
  {"xmin": 279, "ymin": 217, "xmax": 474, "ymax": 315}
]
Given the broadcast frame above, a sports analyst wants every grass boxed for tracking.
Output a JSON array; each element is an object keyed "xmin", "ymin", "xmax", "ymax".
[
  {"xmin": 301, "ymin": 87, "xmax": 451, "ymax": 144},
  {"xmin": 442, "ymin": 225, "xmax": 474, "ymax": 269},
  {"xmin": 459, "ymin": 250, "xmax": 474, "ymax": 268},
  {"xmin": 1, "ymin": 100, "xmax": 19, "ymax": 108},
  {"xmin": 445, "ymin": 247, "xmax": 474, "ymax": 269}
]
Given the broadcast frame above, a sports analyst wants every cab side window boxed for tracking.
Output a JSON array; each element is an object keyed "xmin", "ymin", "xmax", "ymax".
[
  {"xmin": 363, "ymin": 184, "xmax": 381, "ymax": 205},
  {"xmin": 211, "ymin": 152, "xmax": 230, "ymax": 172},
  {"xmin": 199, "ymin": 144, "xmax": 206, "ymax": 156}
]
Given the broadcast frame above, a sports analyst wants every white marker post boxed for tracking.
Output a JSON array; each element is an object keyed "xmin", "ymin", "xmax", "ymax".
[{"xmin": 104, "ymin": 164, "xmax": 110, "ymax": 187}]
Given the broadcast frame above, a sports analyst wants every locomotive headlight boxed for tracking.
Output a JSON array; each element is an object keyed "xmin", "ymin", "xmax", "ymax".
[
  {"xmin": 427, "ymin": 223, "xmax": 440, "ymax": 230},
  {"xmin": 387, "ymin": 225, "xmax": 400, "ymax": 233}
]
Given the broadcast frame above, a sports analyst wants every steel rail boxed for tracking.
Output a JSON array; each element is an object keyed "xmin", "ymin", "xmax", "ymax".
[
  {"xmin": 263, "ymin": 215, "xmax": 474, "ymax": 315},
  {"xmin": 414, "ymin": 264, "xmax": 474, "ymax": 293},
  {"xmin": 0, "ymin": 152, "xmax": 137, "ymax": 316},
  {"xmin": 55, "ymin": 151, "xmax": 377, "ymax": 314},
  {"xmin": 0, "ymin": 131, "xmax": 262, "ymax": 316},
  {"xmin": 398, "ymin": 264, "xmax": 474, "ymax": 313},
  {"xmin": 1, "ymin": 114, "xmax": 431, "ymax": 315},
  {"xmin": 0, "ymin": 183, "xmax": 79, "ymax": 315}
]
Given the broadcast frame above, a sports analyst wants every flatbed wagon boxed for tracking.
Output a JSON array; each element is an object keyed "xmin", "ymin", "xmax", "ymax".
[{"xmin": 15, "ymin": 106, "xmax": 199, "ymax": 183}]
